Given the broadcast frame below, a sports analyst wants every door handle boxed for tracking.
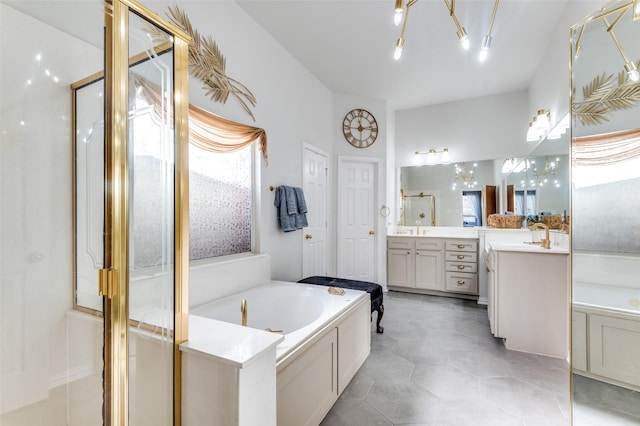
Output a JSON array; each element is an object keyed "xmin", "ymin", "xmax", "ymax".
[
  {"xmin": 369, "ymin": 230, "xmax": 375, "ymax": 235},
  {"xmin": 305, "ymin": 234, "xmax": 313, "ymax": 240}
]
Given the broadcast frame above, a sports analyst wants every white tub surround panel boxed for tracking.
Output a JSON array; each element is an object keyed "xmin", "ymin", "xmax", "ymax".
[
  {"xmin": 486, "ymin": 242, "xmax": 569, "ymax": 358},
  {"xmin": 572, "ymin": 252, "xmax": 640, "ymax": 392},
  {"xmin": 181, "ymin": 316, "xmax": 283, "ymax": 426},
  {"xmin": 189, "ymin": 254, "xmax": 271, "ymax": 308}
]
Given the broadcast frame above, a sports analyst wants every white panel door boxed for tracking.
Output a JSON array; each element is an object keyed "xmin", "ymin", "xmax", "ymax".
[
  {"xmin": 338, "ymin": 160, "xmax": 376, "ymax": 281},
  {"xmin": 302, "ymin": 146, "xmax": 328, "ymax": 277}
]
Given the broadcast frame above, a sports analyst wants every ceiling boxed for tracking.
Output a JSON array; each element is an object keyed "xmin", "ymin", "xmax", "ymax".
[
  {"xmin": 235, "ymin": 0, "xmax": 570, "ymax": 110},
  {"xmin": 3, "ymin": 0, "xmax": 571, "ymax": 111}
]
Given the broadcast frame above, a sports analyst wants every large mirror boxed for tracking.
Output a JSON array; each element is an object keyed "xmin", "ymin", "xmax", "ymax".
[
  {"xmin": 570, "ymin": 1, "xmax": 640, "ymax": 424},
  {"xmin": 505, "ymin": 133, "xmax": 570, "ymax": 222},
  {"xmin": 399, "ymin": 148, "xmax": 570, "ymax": 228}
]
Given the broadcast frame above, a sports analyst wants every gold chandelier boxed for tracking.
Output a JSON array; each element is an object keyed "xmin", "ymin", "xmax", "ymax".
[
  {"xmin": 451, "ymin": 162, "xmax": 478, "ymax": 189},
  {"xmin": 393, "ymin": 0, "xmax": 500, "ymax": 62}
]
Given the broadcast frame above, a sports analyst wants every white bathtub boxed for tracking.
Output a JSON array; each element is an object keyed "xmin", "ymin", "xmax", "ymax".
[
  {"xmin": 190, "ymin": 280, "xmax": 369, "ymax": 360},
  {"xmin": 572, "ymin": 251, "xmax": 640, "ymax": 391}
]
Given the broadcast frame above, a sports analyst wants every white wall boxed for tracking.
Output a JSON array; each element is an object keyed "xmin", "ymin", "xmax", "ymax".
[
  {"xmin": 528, "ymin": 1, "xmax": 603, "ymax": 130},
  {"xmin": 395, "ymin": 90, "xmax": 531, "ymax": 167},
  {"xmin": 147, "ymin": 2, "xmax": 334, "ymax": 282}
]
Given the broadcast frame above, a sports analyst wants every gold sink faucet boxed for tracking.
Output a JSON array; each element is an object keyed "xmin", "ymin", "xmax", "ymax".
[
  {"xmin": 241, "ymin": 299, "xmax": 247, "ymax": 326},
  {"xmin": 530, "ymin": 223, "xmax": 551, "ymax": 249}
]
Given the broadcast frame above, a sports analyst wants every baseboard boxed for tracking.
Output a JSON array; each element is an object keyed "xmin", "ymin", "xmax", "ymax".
[
  {"xmin": 49, "ymin": 365, "xmax": 99, "ymax": 389},
  {"xmin": 477, "ymin": 296, "xmax": 488, "ymax": 305}
]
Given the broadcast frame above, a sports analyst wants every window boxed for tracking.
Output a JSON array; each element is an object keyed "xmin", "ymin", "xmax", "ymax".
[
  {"xmin": 189, "ymin": 143, "xmax": 255, "ymax": 260},
  {"xmin": 462, "ymin": 190, "xmax": 482, "ymax": 226},
  {"xmin": 515, "ymin": 190, "xmax": 536, "ymax": 216}
]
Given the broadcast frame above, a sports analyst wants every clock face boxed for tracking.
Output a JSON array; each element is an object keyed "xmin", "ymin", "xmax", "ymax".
[{"xmin": 342, "ymin": 108, "xmax": 378, "ymax": 148}]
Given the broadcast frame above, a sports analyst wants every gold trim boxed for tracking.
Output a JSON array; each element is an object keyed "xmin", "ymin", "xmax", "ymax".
[
  {"xmin": 120, "ymin": 0, "xmax": 190, "ymax": 43},
  {"xmin": 173, "ymin": 34, "xmax": 190, "ymax": 426},
  {"xmin": 106, "ymin": 1, "xmax": 130, "ymax": 424}
]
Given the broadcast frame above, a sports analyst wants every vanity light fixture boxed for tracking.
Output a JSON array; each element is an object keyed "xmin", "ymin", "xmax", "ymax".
[
  {"xmin": 415, "ymin": 148, "xmax": 450, "ymax": 165},
  {"xmin": 526, "ymin": 109, "xmax": 551, "ymax": 142},
  {"xmin": 546, "ymin": 113, "xmax": 570, "ymax": 140},
  {"xmin": 479, "ymin": 0, "xmax": 500, "ymax": 62}
]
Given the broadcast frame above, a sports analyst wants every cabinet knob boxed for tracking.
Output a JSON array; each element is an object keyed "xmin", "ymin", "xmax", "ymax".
[
  {"xmin": 305, "ymin": 234, "xmax": 313, "ymax": 240},
  {"xmin": 457, "ymin": 255, "xmax": 465, "ymax": 259},
  {"xmin": 457, "ymin": 280, "xmax": 465, "ymax": 285},
  {"xmin": 457, "ymin": 265, "xmax": 465, "ymax": 270},
  {"xmin": 457, "ymin": 244, "xmax": 465, "ymax": 249},
  {"xmin": 407, "ymin": 251, "xmax": 411, "ymax": 255},
  {"xmin": 369, "ymin": 230, "xmax": 375, "ymax": 235}
]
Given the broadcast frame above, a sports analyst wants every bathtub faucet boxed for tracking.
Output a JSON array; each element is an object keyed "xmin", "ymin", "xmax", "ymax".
[
  {"xmin": 530, "ymin": 223, "xmax": 551, "ymax": 249},
  {"xmin": 240, "ymin": 299, "xmax": 247, "ymax": 326}
]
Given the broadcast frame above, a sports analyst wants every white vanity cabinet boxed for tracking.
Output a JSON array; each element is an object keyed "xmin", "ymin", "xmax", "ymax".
[
  {"xmin": 444, "ymin": 239, "xmax": 478, "ymax": 294},
  {"xmin": 387, "ymin": 236, "xmax": 478, "ymax": 298},
  {"xmin": 487, "ymin": 244, "xmax": 570, "ymax": 358},
  {"xmin": 415, "ymin": 239, "xmax": 444, "ymax": 291}
]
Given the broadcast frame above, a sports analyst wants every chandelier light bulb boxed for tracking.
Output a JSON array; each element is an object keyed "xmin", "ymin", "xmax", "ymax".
[
  {"xmin": 479, "ymin": 35, "xmax": 492, "ymax": 62},
  {"xmin": 394, "ymin": 9, "xmax": 403, "ymax": 26},
  {"xmin": 394, "ymin": 0, "xmax": 404, "ymax": 26},
  {"xmin": 394, "ymin": 38, "xmax": 405, "ymax": 61},
  {"xmin": 625, "ymin": 61, "xmax": 640, "ymax": 82},
  {"xmin": 457, "ymin": 28, "xmax": 470, "ymax": 50}
]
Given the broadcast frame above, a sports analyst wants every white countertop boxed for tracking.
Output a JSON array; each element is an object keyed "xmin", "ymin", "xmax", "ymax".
[
  {"xmin": 489, "ymin": 242, "xmax": 569, "ymax": 254},
  {"xmin": 180, "ymin": 315, "xmax": 284, "ymax": 368}
]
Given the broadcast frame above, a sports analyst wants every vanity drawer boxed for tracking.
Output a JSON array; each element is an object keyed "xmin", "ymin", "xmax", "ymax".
[
  {"xmin": 415, "ymin": 239, "xmax": 444, "ymax": 251},
  {"xmin": 446, "ymin": 261, "xmax": 478, "ymax": 273},
  {"xmin": 445, "ymin": 251, "xmax": 478, "ymax": 263},
  {"xmin": 445, "ymin": 240, "xmax": 478, "ymax": 252},
  {"xmin": 387, "ymin": 238, "xmax": 415, "ymax": 250},
  {"xmin": 445, "ymin": 272, "xmax": 478, "ymax": 294}
]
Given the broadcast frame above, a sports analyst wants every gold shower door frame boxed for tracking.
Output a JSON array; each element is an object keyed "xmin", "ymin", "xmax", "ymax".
[{"xmin": 103, "ymin": 1, "xmax": 189, "ymax": 424}]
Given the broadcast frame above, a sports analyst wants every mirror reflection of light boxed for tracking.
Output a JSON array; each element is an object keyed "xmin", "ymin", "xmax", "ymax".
[
  {"xmin": 35, "ymin": 53, "xmax": 42, "ymax": 61},
  {"xmin": 19, "ymin": 121, "xmax": 25, "ymax": 126},
  {"xmin": 45, "ymin": 69, "xmax": 50, "ymax": 76},
  {"xmin": 26, "ymin": 79, "xmax": 32, "ymax": 86},
  {"xmin": 53, "ymin": 76, "xmax": 59, "ymax": 83},
  {"xmin": 573, "ymin": 158, "xmax": 640, "ymax": 188}
]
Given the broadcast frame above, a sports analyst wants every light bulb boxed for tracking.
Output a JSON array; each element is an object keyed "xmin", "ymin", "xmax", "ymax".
[
  {"xmin": 625, "ymin": 61, "xmax": 640, "ymax": 82},
  {"xmin": 479, "ymin": 35, "xmax": 492, "ymax": 62},
  {"xmin": 457, "ymin": 28, "xmax": 470, "ymax": 50},
  {"xmin": 394, "ymin": 9, "xmax": 403, "ymax": 26},
  {"xmin": 394, "ymin": 38, "xmax": 405, "ymax": 61},
  {"xmin": 441, "ymin": 149, "xmax": 450, "ymax": 164},
  {"xmin": 426, "ymin": 150, "xmax": 436, "ymax": 165}
]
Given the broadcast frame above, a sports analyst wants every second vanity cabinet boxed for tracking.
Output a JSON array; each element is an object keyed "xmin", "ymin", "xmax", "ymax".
[{"xmin": 387, "ymin": 236, "xmax": 477, "ymax": 297}]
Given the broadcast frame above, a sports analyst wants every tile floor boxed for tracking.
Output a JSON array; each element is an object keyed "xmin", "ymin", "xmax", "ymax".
[{"xmin": 321, "ymin": 290, "xmax": 577, "ymax": 426}]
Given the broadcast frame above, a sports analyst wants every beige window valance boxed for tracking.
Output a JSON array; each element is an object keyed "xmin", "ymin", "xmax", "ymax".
[
  {"xmin": 573, "ymin": 128, "xmax": 640, "ymax": 166},
  {"xmin": 134, "ymin": 74, "xmax": 268, "ymax": 164}
]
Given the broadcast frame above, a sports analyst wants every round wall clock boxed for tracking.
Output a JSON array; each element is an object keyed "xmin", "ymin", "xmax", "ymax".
[{"xmin": 342, "ymin": 108, "xmax": 378, "ymax": 148}]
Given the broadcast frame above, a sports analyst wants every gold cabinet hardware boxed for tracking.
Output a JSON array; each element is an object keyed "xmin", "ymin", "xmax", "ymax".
[
  {"xmin": 407, "ymin": 251, "xmax": 411, "ymax": 255},
  {"xmin": 457, "ymin": 255, "xmax": 465, "ymax": 259},
  {"xmin": 457, "ymin": 244, "xmax": 465, "ymax": 249},
  {"xmin": 305, "ymin": 234, "xmax": 313, "ymax": 240},
  {"xmin": 457, "ymin": 280, "xmax": 465, "ymax": 285},
  {"xmin": 457, "ymin": 265, "xmax": 465, "ymax": 270},
  {"xmin": 369, "ymin": 230, "xmax": 375, "ymax": 235},
  {"xmin": 98, "ymin": 268, "xmax": 116, "ymax": 298}
]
